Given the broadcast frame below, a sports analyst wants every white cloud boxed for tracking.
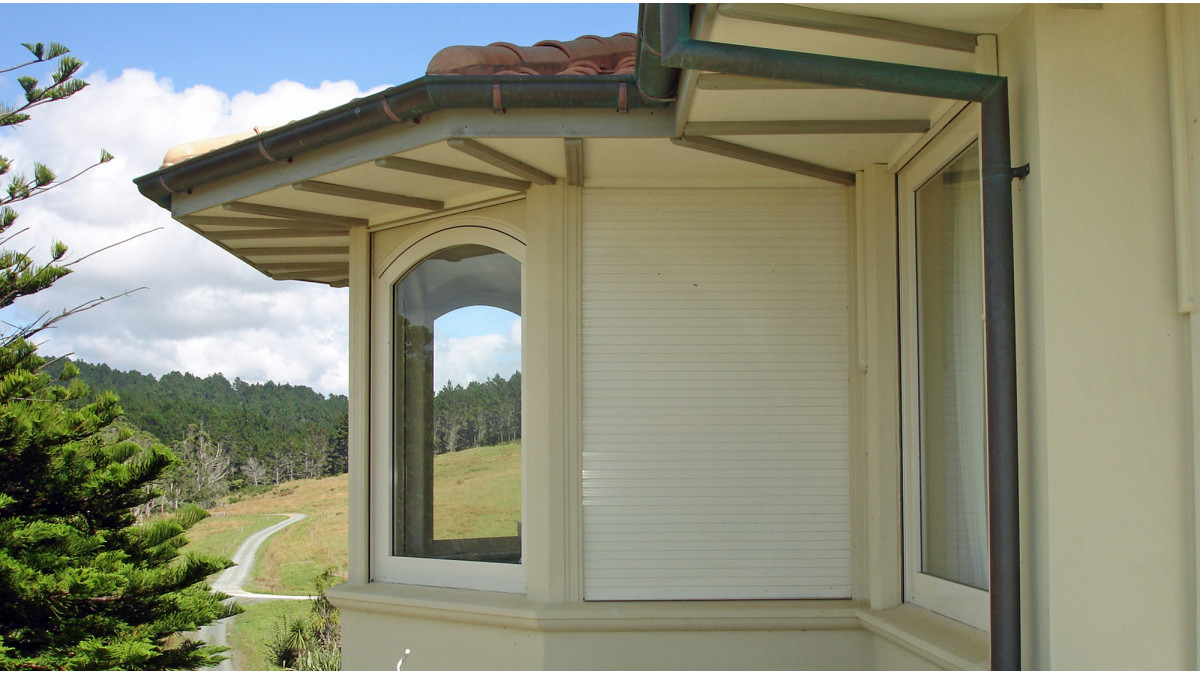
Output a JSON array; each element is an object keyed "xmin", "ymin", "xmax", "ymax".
[
  {"xmin": 0, "ymin": 69, "xmax": 371, "ymax": 395},
  {"xmin": 433, "ymin": 318, "xmax": 522, "ymax": 391}
]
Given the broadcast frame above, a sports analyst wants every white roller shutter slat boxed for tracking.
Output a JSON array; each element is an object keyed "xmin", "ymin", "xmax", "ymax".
[{"xmin": 581, "ymin": 188, "xmax": 852, "ymax": 601}]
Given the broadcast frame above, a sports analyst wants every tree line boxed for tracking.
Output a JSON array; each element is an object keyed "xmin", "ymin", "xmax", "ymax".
[
  {"xmin": 434, "ymin": 371, "xmax": 521, "ymax": 454},
  {"xmin": 52, "ymin": 359, "xmax": 521, "ymax": 508},
  {"xmin": 51, "ymin": 359, "xmax": 349, "ymax": 510}
]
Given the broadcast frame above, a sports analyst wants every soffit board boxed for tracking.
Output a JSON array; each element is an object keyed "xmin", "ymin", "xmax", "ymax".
[
  {"xmin": 803, "ymin": 3, "xmax": 1024, "ymax": 35},
  {"xmin": 707, "ymin": 13, "xmax": 981, "ymax": 71},
  {"xmin": 583, "ymin": 137, "xmax": 830, "ymax": 188},
  {"xmin": 706, "ymin": 133, "xmax": 926, "ymax": 175},
  {"xmin": 168, "ymin": 3, "xmax": 1024, "ymax": 287},
  {"xmin": 674, "ymin": 4, "xmax": 1012, "ymax": 193},
  {"xmin": 687, "ymin": 87, "xmax": 945, "ymax": 122}
]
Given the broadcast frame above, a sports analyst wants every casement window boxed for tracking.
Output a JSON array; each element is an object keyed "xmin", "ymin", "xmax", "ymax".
[
  {"xmin": 899, "ymin": 108, "xmax": 990, "ymax": 629},
  {"xmin": 371, "ymin": 226, "xmax": 525, "ymax": 593}
]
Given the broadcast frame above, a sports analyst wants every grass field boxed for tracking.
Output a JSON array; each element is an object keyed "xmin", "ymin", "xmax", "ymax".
[
  {"xmin": 211, "ymin": 474, "xmax": 350, "ymax": 595},
  {"xmin": 434, "ymin": 441, "xmax": 521, "ymax": 539},
  {"xmin": 185, "ymin": 442, "xmax": 520, "ymax": 670},
  {"xmin": 226, "ymin": 600, "xmax": 300, "ymax": 671},
  {"xmin": 185, "ymin": 440, "xmax": 521, "ymax": 595},
  {"xmin": 183, "ymin": 513, "xmax": 287, "ymax": 564}
]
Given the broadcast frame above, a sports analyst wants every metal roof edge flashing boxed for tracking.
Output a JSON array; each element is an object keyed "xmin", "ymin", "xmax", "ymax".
[{"xmin": 133, "ymin": 72, "xmax": 673, "ymax": 211}]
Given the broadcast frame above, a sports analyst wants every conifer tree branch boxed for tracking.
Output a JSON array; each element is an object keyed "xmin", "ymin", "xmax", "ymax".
[
  {"xmin": 39, "ymin": 287, "xmax": 147, "ymax": 332},
  {"xmin": 0, "ymin": 58, "xmax": 42, "ymax": 74},
  {"xmin": 0, "ymin": 42, "xmax": 69, "ymax": 75},
  {"xmin": 0, "ymin": 87, "xmax": 86, "ymax": 127},
  {"xmin": 62, "ymin": 226, "xmax": 158, "ymax": 268},
  {"xmin": 0, "ymin": 38, "xmax": 235, "ymax": 668},
  {"xmin": 34, "ymin": 352, "xmax": 73, "ymax": 374},
  {"xmin": 0, "ymin": 152, "xmax": 113, "ymax": 208},
  {"xmin": 0, "ymin": 226, "xmax": 32, "ymax": 248}
]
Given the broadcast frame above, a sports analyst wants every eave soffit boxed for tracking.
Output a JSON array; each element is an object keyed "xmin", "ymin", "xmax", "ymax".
[{"xmin": 162, "ymin": 2, "xmax": 1024, "ymax": 288}]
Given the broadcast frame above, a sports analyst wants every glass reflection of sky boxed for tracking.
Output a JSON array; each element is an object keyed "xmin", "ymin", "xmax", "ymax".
[
  {"xmin": 435, "ymin": 305, "xmax": 512, "ymax": 340},
  {"xmin": 433, "ymin": 306, "xmax": 521, "ymax": 391}
]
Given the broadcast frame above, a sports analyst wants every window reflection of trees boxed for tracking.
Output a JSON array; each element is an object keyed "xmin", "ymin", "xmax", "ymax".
[{"xmin": 392, "ymin": 245, "xmax": 522, "ymax": 565}]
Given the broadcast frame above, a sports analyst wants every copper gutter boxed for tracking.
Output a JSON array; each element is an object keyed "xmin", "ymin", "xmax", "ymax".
[{"xmin": 133, "ymin": 74, "xmax": 670, "ymax": 210}]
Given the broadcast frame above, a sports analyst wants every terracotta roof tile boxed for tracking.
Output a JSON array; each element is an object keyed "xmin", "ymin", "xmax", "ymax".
[
  {"xmin": 160, "ymin": 126, "xmax": 279, "ymax": 168},
  {"xmin": 427, "ymin": 33, "xmax": 638, "ymax": 77},
  {"xmin": 160, "ymin": 34, "xmax": 638, "ymax": 170}
]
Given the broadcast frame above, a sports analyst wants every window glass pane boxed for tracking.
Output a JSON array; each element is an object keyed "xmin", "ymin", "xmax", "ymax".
[
  {"xmin": 916, "ymin": 141, "xmax": 989, "ymax": 590},
  {"xmin": 392, "ymin": 244, "xmax": 521, "ymax": 564}
]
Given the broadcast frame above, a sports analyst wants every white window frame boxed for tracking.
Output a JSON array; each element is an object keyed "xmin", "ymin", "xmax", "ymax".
[
  {"xmin": 898, "ymin": 106, "xmax": 990, "ymax": 630},
  {"xmin": 370, "ymin": 224, "xmax": 527, "ymax": 594}
]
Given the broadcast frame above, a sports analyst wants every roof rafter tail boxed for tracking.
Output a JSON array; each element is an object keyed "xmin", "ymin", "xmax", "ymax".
[
  {"xmin": 135, "ymin": 75, "xmax": 667, "ymax": 210},
  {"xmin": 672, "ymin": 135, "xmax": 856, "ymax": 186}
]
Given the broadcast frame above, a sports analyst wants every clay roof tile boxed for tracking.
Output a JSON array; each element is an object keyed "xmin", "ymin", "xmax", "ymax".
[
  {"xmin": 557, "ymin": 60, "xmax": 603, "ymax": 76},
  {"xmin": 427, "ymin": 33, "xmax": 639, "ymax": 77}
]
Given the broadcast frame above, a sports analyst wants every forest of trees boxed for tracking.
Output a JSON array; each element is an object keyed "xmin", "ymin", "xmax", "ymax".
[
  {"xmin": 434, "ymin": 371, "xmax": 521, "ymax": 454},
  {"xmin": 52, "ymin": 359, "xmax": 520, "ymax": 509},
  {"xmin": 50, "ymin": 359, "xmax": 349, "ymax": 510}
]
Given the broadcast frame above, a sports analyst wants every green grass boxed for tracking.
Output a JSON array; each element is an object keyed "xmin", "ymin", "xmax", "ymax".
[
  {"xmin": 182, "ymin": 444, "xmax": 519, "ymax": 669},
  {"xmin": 244, "ymin": 514, "xmax": 338, "ymax": 596},
  {"xmin": 183, "ymin": 513, "xmax": 287, "ymax": 565},
  {"xmin": 225, "ymin": 600, "xmax": 306, "ymax": 671},
  {"xmin": 217, "ymin": 476, "xmax": 349, "ymax": 596},
  {"xmin": 434, "ymin": 441, "xmax": 521, "ymax": 539},
  {"xmin": 200, "ymin": 441, "xmax": 521, "ymax": 595}
]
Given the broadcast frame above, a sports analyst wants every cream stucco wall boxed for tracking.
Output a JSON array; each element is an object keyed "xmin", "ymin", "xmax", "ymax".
[
  {"xmin": 334, "ymin": 602, "xmax": 883, "ymax": 670},
  {"xmin": 1000, "ymin": 4, "xmax": 1195, "ymax": 669},
  {"xmin": 330, "ymin": 586, "xmax": 972, "ymax": 670},
  {"xmin": 329, "ymin": 4, "xmax": 1200, "ymax": 670}
]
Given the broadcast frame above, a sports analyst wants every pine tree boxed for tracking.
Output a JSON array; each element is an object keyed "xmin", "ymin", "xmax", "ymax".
[
  {"xmin": 0, "ymin": 42, "xmax": 237, "ymax": 669},
  {"xmin": 324, "ymin": 414, "xmax": 348, "ymax": 475}
]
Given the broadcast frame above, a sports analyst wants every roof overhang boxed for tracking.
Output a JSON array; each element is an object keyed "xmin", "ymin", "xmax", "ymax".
[{"xmin": 134, "ymin": 3, "xmax": 1024, "ymax": 288}]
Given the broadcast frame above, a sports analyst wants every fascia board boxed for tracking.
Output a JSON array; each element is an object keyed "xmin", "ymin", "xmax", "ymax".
[{"xmin": 170, "ymin": 107, "xmax": 672, "ymax": 218}]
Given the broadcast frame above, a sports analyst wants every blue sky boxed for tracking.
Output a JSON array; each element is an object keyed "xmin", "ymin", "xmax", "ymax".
[
  {"xmin": 1, "ymin": 3, "xmax": 638, "ymax": 95},
  {"xmin": 0, "ymin": 3, "xmax": 637, "ymax": 395}
]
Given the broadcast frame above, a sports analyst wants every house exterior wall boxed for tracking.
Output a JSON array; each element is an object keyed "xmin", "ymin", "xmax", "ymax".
[
  {"xmin": 1000, "ymin": 4, "xmax": 1195, "ymax": 669},
  {"xmin": 335, "ymin": 184, "xmax": 899, "ymax": 670},
  {"xmin": 329, "ymin": 4, "xmax": 1200, "ymax": 669}
]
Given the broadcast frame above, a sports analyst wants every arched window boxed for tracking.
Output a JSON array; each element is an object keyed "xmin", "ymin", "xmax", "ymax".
[{"xmin": 372, "ymin": 227, "xmax": 525, "ymax": 592}]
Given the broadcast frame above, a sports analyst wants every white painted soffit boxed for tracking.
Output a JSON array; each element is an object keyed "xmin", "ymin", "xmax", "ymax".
[
  {"xmin": 803, "ymin": 3, "xmax": 1025, "ymax": 35},
  {"xmin": 169, "ymin": 3, "xmax": 1028, "ymax": 288},
  {"xmin": 668, "ymin": 3, "xmax": 1023, "ymax": 188}
]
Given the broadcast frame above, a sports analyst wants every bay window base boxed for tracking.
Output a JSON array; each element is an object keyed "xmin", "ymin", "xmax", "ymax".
[{"xmin": 326, "ymin": 583, "xmax": 989, "ymax": 670}]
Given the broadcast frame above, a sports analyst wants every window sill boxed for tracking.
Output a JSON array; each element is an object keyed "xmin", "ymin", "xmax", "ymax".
[
  {"xmin": 857, "ymin": 605, "xmax": 990, "ymax": 670},
  {"xmin": 327, "ymin": 583, "xmax": 989, "ymax": 669},
  {"xmin": 326, "ymin": 582, "xmax": 864, "ymax": 633}
]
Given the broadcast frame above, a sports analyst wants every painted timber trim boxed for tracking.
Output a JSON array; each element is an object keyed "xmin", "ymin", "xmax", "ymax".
[{"xmin": 716, "ymin": 4, "xmax": 979, "ymax": 53}]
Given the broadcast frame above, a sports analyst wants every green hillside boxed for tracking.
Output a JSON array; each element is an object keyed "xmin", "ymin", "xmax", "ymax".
[
  {"xmin": 191, "ymin": 441, "xmax": 520, "ymax": 671},
  {"xmin": 53, "ymin": 358, "xmax": 348, "ymax": 475},
  {"xmin": 45, "ymin": 359, "xmax": 518, "ymax": 512},
  {"xmin": 189, "ymin": 440, "xmax": 522, "ymax": 595}
]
